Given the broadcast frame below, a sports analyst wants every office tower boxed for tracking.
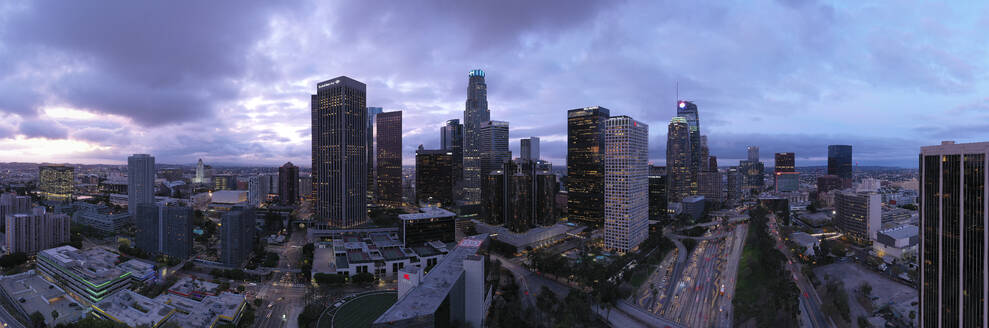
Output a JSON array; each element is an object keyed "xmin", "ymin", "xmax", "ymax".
[
  {"xmin": 221, "ymin": 207, "xmax": 255, "ymax": 267},
  {"xmin": 484, "ymin": 159, "xmax": 557, "ymax": 232},
  {"xmin": 376, "ymin": 111, "xmax": 403, "ymax": 206},
  {"xmin": 441, "ymin": 119, "xmax": 464, "ymax": 200},
  {"xmin": 699, "ymin": 135, "xmax": 710, "ymax": 171},
  {"xmin": 299, "ymin": 176, "xmax": 312, "ymax": 198},
  {"xmin": 817, "ymin": 175, "xmax": 843, "ymax": 193},
  {"xmin": 159, "ymin": 168, "xmax": 182, "ymax": 182},
  {"xmin": 5, "ymin": 209, "xmax": 70, "ymax": 254},
  {"xmin": 739, "ymin": 158, "xmax": 765, "ymax": 194},
  {"xmin": 279, "ymin": 162, "xmax": 299, "ymax": 206},
  {"xmin": 195, "ymin": 159, "xmax": 205, "ymax": 183},
  {"xmin": 415, "ymin": 145, "xmax": 454, "ymax": 206},
  {"xmin": 747, "ymin": 146, "xmax": 759, "ymax": 162},
  {"xmin": 827, "ymin": 145, "xmax": 853, "ymax": 188},
  {"xmin": 212, "ymin": 174, "xmax": 235, "ymax": 191},
  {"xmin": 367, "ymin": 107, "xmax": 384, "ymax": 200},
  {"xmin": 520, "ymin": 137, "xmax": 540, "ymax": 161},
  {"xmin": 248, "ymin": 174, "xmax": 271, "ymax": 207},
  {"xmin": 604, "ymin": 116, "xmax": 648, "ymax": 253},
  {"xmin": 312, "ymin": 76, "xmax": 367, "ymax": 227},
  {"xmin": 666, "ymin": 116, "xmax": 693, "ymax": 202},
  {"xmin": 774, "ymin": 152, "xmax": 795, "ymax": 173},
  {"xmin": 697, "ymin": 171, "xmax": 723, "ymax": 202},
  {"xmin": 726, "ymin": 166, "xmax": 743, "ymax": 202},
  {"xmin": 478, "ymin": 120, "xmax": 510, "ymax": 179},
  {"xmin": 567, "ymin": 106, "xmax": 609, "ymax": 225},
  {"xmin": 462, "ymin": 69, "xmax": 490, "ymax": 210},
  {"xmin": 919, "ymin": 141, "xmax": 988, "ymax": 327},
  {"xmin": 135, "ymin": 204, "xmax": 194, "ymax": 259},
  {"xmin": 834, "ymin": 191, "xmax": 881, "ymax": 244},
  {"xmin": 127, "ymin": 154, "xmax": 155, "ymax": 217},
  {"xmin": 677, "ymin": 101, "xmax": 702, "ymax": 173},
  {"xmin": 38, "ymin": 165, "xmax": 74, "ymax": 203},
  {"xmin": 708, "ymin": 156, "xmax": 718, "ymax": 172},
  {"xmin": 648, "ymin": 166, "xmax": 667, "ymax": 221}
]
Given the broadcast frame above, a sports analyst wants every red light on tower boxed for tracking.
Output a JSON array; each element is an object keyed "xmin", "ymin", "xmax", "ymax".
[{"xmin": 403, "ymin": 274, "xmax": 410, "ymax": 280}]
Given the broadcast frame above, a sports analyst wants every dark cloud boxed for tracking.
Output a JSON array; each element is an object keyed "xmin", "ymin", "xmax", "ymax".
[{"xmin": 19, "ymin": 119, "xmax": 69, "ymax": 139}]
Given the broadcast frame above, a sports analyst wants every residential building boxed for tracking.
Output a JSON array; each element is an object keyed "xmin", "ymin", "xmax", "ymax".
[
  {"xmin": 567, "ymin": 106, "xmax": 609, "ymax": 225},
  {"xmin": 312, "ymin": 76, "xmax": 367, "ymax": 227},
  {"xmin": 0, "ymin": 192, "xmax": 31, "ymax": 222},
  {"xmin": 521, "ymin": 137, "xmax": 540, "ymax": 161},
  {"xmin": 828, "ymin": 145, "xmax": 853, "ymax": 188},
  {"xmin": 39, "ymin": 165, "xmax": 74, "ymax": 203},
  {"xmin": 604, "ymin": 116, "xmax": 648, "ymax": 253},
  {"xmin": 666, "ymin": 116, "xmax": 693, "ymax": 202},
  {"xmin": 919, "ymin": 141, "xmax": 988, "ymax": 327},
  {"xmin": 5, "ymin": 209, "xmax": 70, "ymax": 254},
  {"xmin": 462, "ymin": 69, "xmax": 490, "ymax": 211},
  {"xmin": 247, "ymin": 174, "xmax": 272, "ymax": 207},
  {"xmin": 135, "ymin": 204, "xmax": 194, "ymax": 260},
  {"xmin": 278, "ymin": 162, "xmax": 299, "ymax": 205},
  {"xmin": 221, "ymin": 207, "xmax": 255, "ymax": 267},
  {"xmin": 127, "ymin": 154, "xmax": 155, "ymax": 217},
  {"xmin": 834, "ymin": 191, "xmax": 881, "ymax": 243},
  {"xmin": 415, "ymin": 146, "xmax": 454, "ymax": 206}
]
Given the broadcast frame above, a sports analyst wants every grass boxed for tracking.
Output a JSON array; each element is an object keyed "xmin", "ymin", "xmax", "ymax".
[{"xmin": 325, "ymin": 292, "xmax": 397, "ymax": 328}]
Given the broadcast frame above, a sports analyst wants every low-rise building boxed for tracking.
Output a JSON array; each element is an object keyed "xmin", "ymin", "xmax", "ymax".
[
  {"xmin": 681, "ymin": 195, "xmax": 706, "ymax": 220},
  {"xmin": 92, "ymin": 290, "xmax": 176, "ymax": 327},
  {"xmin": 471, "ymin": 220, "xmax": 586, "ymax": 252},
  {"xmin": 155, "ymin": 290, "xmax": 246, "ymax": 327},
  {"xmin": 399, "ymin": 206, "xmax": 457, "ymax": 246},
  {"xmin": 873, "ymin": 225, "xmax": 919, "ymax": 262},
  {"xmin": 311, "ymin": 233, "xmax": 448, "ymax": 280},
  {"xmin": 789, "ymin": 232, "xmax": 819, "ymax": 256},
  {"xmin": 36, "ymin": 246, "xmax": 140, "ymax": 305},
  {"xmin": 0, "ymin": 270, "xmax": 86, "ymax": 326},
  {"xmin": 72, "ymin": 204, "xmax": 131, "ymax": 234}
]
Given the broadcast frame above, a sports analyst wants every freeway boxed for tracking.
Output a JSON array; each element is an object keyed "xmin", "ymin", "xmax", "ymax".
[
  {"xmin": 767, "ymin": 214, "xmax": 834, "ymax": 328},
  {"xmin": 0, "ymin": 305, "xmax": 25, "ymax": 328}
]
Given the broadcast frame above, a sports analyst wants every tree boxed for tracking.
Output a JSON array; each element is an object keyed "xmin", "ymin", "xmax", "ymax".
[
  {"xmin": 0, "ymin": 252, "xmax": 28, "ymax": 268},
  {"xmin": 807, "ymin": 203, "xmax": 818, "ymax": 213},
  {"xmin": 29, "ymin": 311, "xmax": 45, "ymax": 328}
]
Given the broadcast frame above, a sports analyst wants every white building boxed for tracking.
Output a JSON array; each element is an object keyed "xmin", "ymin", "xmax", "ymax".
[
  {"xmin": 604, "ymin": 115, "xmax": 649, "ymax": 252},
  {"xmin": 873, "ymin": 224, "xmax": 918, "ymax": 262},
  {"xmin": 247, "ymin": 174, "xmax": 275, "ymax": 207},
  {"xmin": 834, "ymin": 191, "xmax": 882, "ymax": 243}
]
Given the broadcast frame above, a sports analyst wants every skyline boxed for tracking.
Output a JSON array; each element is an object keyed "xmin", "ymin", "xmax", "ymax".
[{"xmin": 0, "ymin": 1, "xmax": 988, "ymax": 167}]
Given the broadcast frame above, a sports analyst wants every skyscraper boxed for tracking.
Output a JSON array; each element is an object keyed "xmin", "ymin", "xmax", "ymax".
[
  {"xmin": 462, "ymin": 69, "xmax": 490, "ymax": 212},
  {"xmin": 376, "ymin": 111, "xmax": 403, "ymax": 206},
  {"xmin": 520, "ymin": 137, "xmax": 540, "ymax": 161},
  {"xmin": 739, "ymin": 159, "xmax": 765, "ymax": 194},
  {"xmin": 279, "ymin": 162, "xmax": 299, "ymax": 206},
  {"xmin": 567, "ymin": 106, "xmax": 609, "ymax": 225},
  {"xmin": 747, "ymin": 146, "xmax": 760, "ymax": 162},
  {"xmin": 666, "ymin": 116, "xmax": 693, "ymax": 202},
  {"xmin": 478, "ymin": 120, "xmax": 510, "ymax": 179},
  {"xmin": 697, "ymin": 171, "xmax": 723, "ymax": 202},
  {"xmin": 919, "ymin": 141, "xmax": 988, "ymax": 327},
  {"xmin": 441, "ymin": 119, "xmax": 464, "ymax": 201},
  {"xmin": 774, "ymin": 152, "xmax": 798, "ymax": 193},
  {"xmin": 248, "ymin": 174, "xmax": 272, "ymax": 207},
  {"xmin": 484, "ymin": 159, "xmax": 557, "ymax": 232},
  {"xmin": 38, "ymin": 165, "xmax": 74, "ymax": 203},
  {"xmin": 312, "ymin": 76, "xmax": 367, "ymax": 227},
  {"xmin": 726, "ymin": 166, "xmax": 743, "ymax": 202},
  {"xmin": 221, "ymin": 206, "xmax": 255, "ymax": 267},
  {"xmin": 774, "ymin": 152, "xmax": 795, "ymax": 173},
  {"xmin": 828, "ymin": 145, "xmax": 853, "ymax": 188},
  {"xmin": 648, "ymin": 165, "xmax": 668, "ymax": 221},
  {"xmin": 135, "ymin": 204, "xmax": 194, "ymax": 259},
  {"xmin": 195, "ymin": 158, "xmax": 205, "ymax": 184},
  {"xmin": 5, "ymin": 209, "xmax": 70, "ymax": 254},
  {"xmin": 677, "ymin": 101, "xmax": 702, "ymax": 174},
  {"xmin": 367, "ymin": 107, "xmax": 384, "ymax": 200},
  {"xmin": 604, "ymin": 116, "xmax": 648, "ymax": 253},
  {"xmin": 415, "ymin": 146, "xmax": 454, "ymax": 206},
  {"xmin": 127, "ymin": 154, "xmax": 155, "ymax": 216}
]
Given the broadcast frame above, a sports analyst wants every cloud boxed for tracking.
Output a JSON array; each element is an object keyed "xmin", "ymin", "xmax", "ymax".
[{"xmin": 19, "ymin": 119, "xmax": 69, "ymax": 139}]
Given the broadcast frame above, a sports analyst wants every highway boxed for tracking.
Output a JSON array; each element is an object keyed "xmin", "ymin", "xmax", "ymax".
[
  {"xmin": 766, "ymin": 214, "xmax": 833, "ymax": 328},
  {"xmin": 0, "ymin": 305, "xmax": 25, "ymax": 328}
]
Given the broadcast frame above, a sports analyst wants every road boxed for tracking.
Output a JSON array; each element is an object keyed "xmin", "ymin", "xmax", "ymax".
[
  {"xmin": 0, "ymin": 305, "xmax": 25, "ymax": 328},
  {"xmin": 254, "ymin": 229, "xmax": 309, "ymax": 328},
  {"xmin": 766, "ymin": 214, "xmax": 833, "ymax": 328}
]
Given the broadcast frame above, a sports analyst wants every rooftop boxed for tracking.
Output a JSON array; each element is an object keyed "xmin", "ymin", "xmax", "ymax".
[
  {"xmin": 0, "ymin": 270, "xmax": 85, "ymax": 326},
  {"xmin": 94, "ymin": 290, "xmax": 175, "ymax": 327},
  {"xmin": 879, "ymin": 225, "xmax": 919, "ymax": 239},
  {"xmin": 398, "ymin": 207, "xmax": 457, "ymax": 221},
  {"xmin": 374, "ymin": 234, "xmax": 489, "ymax": 324},
  {"xmin": 38, "ymin": 246, "xmax": 129, "ymax": 286}
]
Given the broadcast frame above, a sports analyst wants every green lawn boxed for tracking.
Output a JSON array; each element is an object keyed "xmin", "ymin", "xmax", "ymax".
[{"xmin": 325, "ymin": 292, "xmax": 397, "ymax": 328}]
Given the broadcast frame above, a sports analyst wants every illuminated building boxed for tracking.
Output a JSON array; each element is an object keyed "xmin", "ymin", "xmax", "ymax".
[
  {"xmin": 567, "ymin": 106, "xmax": 609, "ymax": 225},
  {"xmin": 774, "ymin": 152, "xmax": 795, "ymax": 173},
  {"xmin": 834, "ymin": 191, "xmax": 881, "ymax": 244},
  {"xmin": 462, "ymin": 69, "xmax": 490, "ymax": 213},
  {"xmin": 415, "ymin": 146, "xmax": 454, "ymax": 206},
  {"xmin": 376, "ymin": 111, "xmax": 403, "ymax": 206},
  {"xmin": 135, "ymin": 204, "xmax": 194, "ymax": 260},
  {"xmin": 441, "ymin": 119, "xmax": 464, "ymax": 201},
  {"xmin": 278, "ymin": 162, "xmax": 299, "ymax": 205},
  {"xmin": 666, "ymin": 116, "xmax": 693, "ymax": 202},
  {"xmin": 39, "ymin": 165, "xmax": 74, "ymax": 203},
  {"xmin": 604, "ymin": 115, "xmax": 648, "ymax": 253},
  {"xmin": 311, "ymin": 76, "xmax": 367, "ymax": 227}
]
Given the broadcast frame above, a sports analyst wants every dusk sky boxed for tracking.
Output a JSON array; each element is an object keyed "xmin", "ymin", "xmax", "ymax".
[{"xmin": 0, "ymin": 1, "xmax": 987, "ymax": 168}]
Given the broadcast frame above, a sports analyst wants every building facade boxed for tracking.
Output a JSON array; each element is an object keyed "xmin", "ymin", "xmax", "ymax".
[
  {"xmin": 39, "ymin": 165, "xmax": 74, "ymax": 203},
  {"xmin": 376, "ymin": 111, "xmax": 403, "ymax": 206},
  {"xmin": 567, "ymin": 106, "xmax": 610, "ymax": 225},
  {"xmin": 677, "ymin": 101, "xmax": 702, "ymax": 179},
  {"xmin": 135, "ymin": 204, "xmax": 194, "ymax": 260},
  {"xmin": 828, "ymin": 145, "xmax": 853, "ymax": 188},
  {"xmin": 604, "ymin": 116, "xmax": 648, "ymax": 253},
  {"xmin": 5, "ymin": 210, "xmax": 70, "ymax": 254},
  {"xmin": 278, "ymin": 162, "xmax": 299, "ymax": 206},
  {"xmin": 366, "ymin": 107, "xmax": 384, "ymax": 201},
  {"xmin": 478, "ymin": 120, "xmax": 510, "ymax": 180},
  {"xmin": 221, "ymin": 207, "xmax": 255, "ymax": 267},
  {"xmin": 774, "ymin": 152, "xmax": 795, "ymax": 173},
  {"xmin": 521, "ymin": 137, "xmax": 540, "ymax": 161},
  {"xmin": 127, "ymin": 154, "xmax": 155, "ymax": 217},
  {"xmin": 834, "ymin": 191, "xmax": 881, "ymax": 244},
  {"xmin": 919, "ymin": 141, "xmax": 988, "ymax": 328},
  {"xmin": 462, "ymin": 70, "xmax": 490, "ymax": 211},
  {"xmin": 415, "ymin": 146, "xmax": 454, "ymax": 206},
  {"xmin": 648, "ymin": 166, "xmax": 667, "ymax": 221},
  {"xmin": 312, "ymin": 76, "xmax": 367, "ymax": 227},
  {"xmin": 441, "ymin": 119, "xmax": 464, "ymax": 201},
  {"xmin": 667, "ymin": 116, "xmax": 693, "ymax": 202}
]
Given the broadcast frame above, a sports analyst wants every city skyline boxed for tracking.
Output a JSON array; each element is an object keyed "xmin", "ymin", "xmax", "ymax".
[{"xmin": 0, "ymin": 2, "xmax": 986, "ymax": 167}]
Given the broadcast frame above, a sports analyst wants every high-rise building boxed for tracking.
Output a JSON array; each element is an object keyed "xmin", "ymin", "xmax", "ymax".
[
  {"xmin": 248, "ymin": 174, "xmax": 272, "ymax": 207},
  {"xmin": 299, "ymin": 175, "xmax": 312, "ymax": 199},
  {"xmin": 747, "ymin": 146, "xmax": 760, "ymax": 162},
  {"xmin": 5, "ymin": 209, "xmax": 70, "ymax": 254},
  {"xmin": 127, "ymin": 154, "xmax": 155, "ymax": 217},
  {"xmin": 775, "ymin": 172, "xmax": 800, "ymax": 193},
  {"xmin": 221, "ymin": 207, "xmax": 255, "ymax": 267},
  {"xmin": 827, "ymin": 145, "xmax": 853, "ymax": 188},
  {"xmin": 415, "ymin": 146, "xmax": 454, "ymax": 206},
  {"xmin": 462, "ymin": 69, "xmax": 490, "ymax": 211},
  {"xmin": 567, "ymin": 106, "xmax": 609, "ymax": 225},
  {"xmin": 0, "ymin": 193, "xmax": 32, "ymax": 221},
  {"xmin": 817, "ymin": 174, "xmax": 843, "ymax": 193},
  {"xmin": 279, "ymin": 162, "xmax": 299, "ymax": 206},
  {"xmin": 699, "ymin": 135, "xmax": 710, "ymax": 171},
  {"xmin": 677, "ymin": 101, "xmax": 702, "ymax": 176},
  {"xmin": 666, "ymin": 116, "xmax": 693, "ymax": 202},
  {"xmin": 520, "ymin": 137, "xmax": 540, "ymax": 161},
  {"xmin": 478, "ymin": 120, "xmax": 510, "ymax": 180},
  {"xmin": 312, "ymin": 76, "xmax": 367, "ymax": 227},
  {"xmin": 39, "ymin": 165, "xmax": 74, "ymax": 203},
  {"xmin": 708, "ymin": 156, "xmax": 719, "ymax": 172},
  {"xmin": 726, "ymin": 166, "xmax": 743, "ymax": 202},
  {"xmin": 135, "ymin": 204, "xmax": 194, "ymax": 260},
  {"xmin": 834, "ymin": 191, "xmax": 881, "ymax": 244},
  {"xmin": 604, "ymin": 116, "xmax": 648, "ymax": 253},
  {"xmin": 195, "ymin": 158, "xmax": 205, "ymax": 184},
  {"xmin": 212, "ymin": 174, "xmax": 236, "ymax": 191},
  {"xmin": 774, "ymin": 152, "xmax": 795, "ymax": 173},
  {"xmin": 484, "ymin": 159, "xmax": 557, "ymax": 232},
  {"xmin": 376, "ymin": 111, "xmax": 403, "ymax": 206},
  {"xmin": 367, "ymin": 107, "xmax": 384, "ymax": 200},
  {"xmin": 648, "ymin": 166, "xmax": 667, "ymax": 221},
  {"xmin": 739, "ymin": 159, "xmax": 765, "ymax": 194},
  {"xmin": 919, "ymin": 141, "xmax": 988, "ymax": 327},
  {"xmin": 441, "ymin": 119, "xmax": 464, "ymax": 201},
  {"xmin": 697, "ymin": 171, "xmax": 723, "ymax": 202}
]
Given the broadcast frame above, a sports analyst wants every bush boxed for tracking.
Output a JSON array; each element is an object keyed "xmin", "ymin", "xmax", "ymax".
[
  {"xmin": 0, "ymin": 252, "xmax": 28, "ymax": 268},
  {"xmin": 351, "ymin": 272, "xmax": 377, "ymax": 285},
  {"xmin": 314, "ymin": 273, "xmax": 346, "ymax": 285}
]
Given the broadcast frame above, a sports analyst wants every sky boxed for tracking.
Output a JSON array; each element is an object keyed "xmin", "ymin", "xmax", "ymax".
[{"xmin": 0, "ymin": 0, "xmax": 987, "ymax": 168}]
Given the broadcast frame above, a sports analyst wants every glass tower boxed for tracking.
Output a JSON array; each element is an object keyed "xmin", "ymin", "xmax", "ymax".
[
  {"xmin": 311, "ymin": 76, "xmax": 367, "ymax": 227},
  {"xmin": 567, "ymin": 106, "xmax": 610, "ymax": 225},
  {"xmin": 827, "ymin": 145, "xmax": 853, "ymax": 188}
]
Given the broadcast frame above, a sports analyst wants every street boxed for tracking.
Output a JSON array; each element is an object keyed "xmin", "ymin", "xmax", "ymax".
[{"xmin": 767, "ymin": 214, "xmax": 833, "ymax": 328}]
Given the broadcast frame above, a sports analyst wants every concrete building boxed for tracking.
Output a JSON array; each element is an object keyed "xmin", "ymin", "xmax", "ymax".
[
  {"xmin": 817, "ymin": 174, "xmax": 843, "ymax": 194},
  {"xmin": 279, "ymin": 162, "xmax": 299, "ymax": 206},
  {"xmin": 462, "ymin": 70, "xmax": 490, "ymax": 213},
  {"xmin": 92, "ymin": 290, "xmax": 176, "ymax": 327},
  {"xmin": 373, "ymin": 234, "xmax": 491, "ymax": 328},
  {"xmin": 5, "ymin": 209, "xmax": 70, "ymax": 254},
  {"xmin": 127, "ymin": 154, "xmax": 156, "ymax": 217},
  {"xmin": 0, "ymin": 270, "xmax": 85, "ymax": 326},
  {"xmin": 747, "ymin": 145, "xmax": 759, "ymax": 162},
  {"xmin": 212, "ymin": 174, "xmax": 236, "ymax": 191},
  {"xmin": 834, "ymin": 191, "xmax": 881, "ymax": 243},
  {"xmin": 440, "ymin": 119, "xmax": 464, "ymax": 202},
  {"xmin": 400, "ymin": 207, "xmax": 457, "ymax": 246},
  {"xmin": 300, "ymin": 175, "xmax": 313, "ymax": 199},
  {"xmin": 195, "ymin": 159, "xmax": 206, "ymax": 184},
  {"xmin": 520, "ymin": 137, "xmax": 540, "ymax": 161},
  {"xmin": 39, "ymin": 165, "xmax": 74, "ymax": 203},
  {"xmin": 221, "ymin": 207, "xmax": 255, "ymax": 267},
  {"xmin": 873, "ymin": 224, "xmax": 918, "ymax": 262},
  {"xmin": 135, "ymin": 204, "xmax": 194, "ymax": 260},
  {"xmin": 919, "ymin": 141, "xmax": 989, "ymax": 327},
  {"xmin": 376, "ymin": 111, "xmax": 403, "ymax": 206},
  {"xmin": 775, "ymin": 172, "xmax": 800, "ymax": 193},
  {"xmin": 248, "ymin": 174, "xmax": 273, "ymax": 207},
  {"xmin": 697, "ymin": 171, "xmax": 723, "ymax": 202},
  {"xmin": 774, "ymin": 152, "xmax": 795, "ymax": 173},
  {"xmin": 312, "ymin": 76, "xmax": 368, "ymax": 227},
  {"xmin": 0, "ymin": 192, "xmax": 32, "ymax": 223},
  {"xmin": 567, "ymin": 106, "xmax": 609, "ymax": 225},
  {"xmin": 604, "ymin": 116, "xmax": 648, "ymax": 253},
  {"xmin": 726, "ymin": 166, "xmax": 743, "ymax": 202},
  {"xmin": 36, "ymin": 246, "xmax": 153, "ymax": 305},
  {"xmin": 311, "ymin": 232, "xmax": 448, "ymax": 280},
  {"xmin": 72, "ymin": 204, "xmax": 130, "ymax": 234}
]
